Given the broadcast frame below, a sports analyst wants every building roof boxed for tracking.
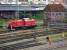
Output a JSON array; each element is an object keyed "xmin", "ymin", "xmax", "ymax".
[
  {"xmin": 0, "ymin": 4, "xmax": 46, "ymax": 11},
  {"xmin": 44, "ymin": 4, "xmax": 64, "ymax": 12}
]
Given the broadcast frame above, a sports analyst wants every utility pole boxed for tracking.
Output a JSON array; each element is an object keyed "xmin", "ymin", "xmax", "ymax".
[{"xmin": 16, "ymin": 0, "xmax": 19, "ymax": 19}]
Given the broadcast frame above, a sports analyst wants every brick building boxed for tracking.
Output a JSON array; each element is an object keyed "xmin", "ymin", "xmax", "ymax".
[
  {"xmin": 44, "ymin": 4, "xmax": 65, "ymax": 25},
  {"xmin": 0, "ymin": 0, "xmax": 66, "ymax": 19}
]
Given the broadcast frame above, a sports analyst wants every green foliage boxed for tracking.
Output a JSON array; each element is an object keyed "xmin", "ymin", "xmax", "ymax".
[
  {"xmin": 33, "ymin": 15, "xmax": 43, "ymax": 21},
  {"xmin": 0, "ymin": 19, "xmax": 9, "ymax": 26},
  {"xmin": 12, "ymin": 16, "xmax": 19, "ymax": 20}
]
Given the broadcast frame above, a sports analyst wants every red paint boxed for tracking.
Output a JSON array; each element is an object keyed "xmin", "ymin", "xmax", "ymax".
[{"xmin": 8, "ymin": 18, "xmax": 36, "ymax": 27}]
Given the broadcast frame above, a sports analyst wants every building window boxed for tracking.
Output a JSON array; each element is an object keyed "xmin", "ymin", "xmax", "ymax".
[
  {"xmin": 43, "ymin": 0, "xmax": 46, "ymax": 1},
  {"xmin": 56, "ymin": 12, "xmax": 62, "ymax": 16},
  {"xmin": 25, "ymin": 0, "xmax": 28, "ymax": 2},
  {"xmin": 58, "ymin": 12, "xmax": 62, "ymax": 15},
  {"xmin": 45, "ymin": 13, "xmax": 51, "ymax": 16},
  {"xmin": 51, "ymin": 13, "xmax": 54, "ymax": 16},
  {"xmin": 38, "ymin": 0, "xmax": 40, "ymax": 1},
  {"xmin": 8, "ymin": 0, "xmax": 13, "ymax": 2},
  {"xmin": 56, "ymin": 12, "xmax": 59, "ymax": 15},
  {"xmin": 5, "ymin": 12, "xmax": 13, "ymax": 15}
]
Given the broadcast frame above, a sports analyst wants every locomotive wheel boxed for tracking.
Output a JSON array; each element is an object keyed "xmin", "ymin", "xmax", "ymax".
[
  {"xmin": 8, "ymin": 25, "xmax": 37, "ymax": 30},
  {"xmin": 26, "ymin": 25, "xmax": 37, "ymax": 29},
  {"xmin": 15, "ymin": 27, "xmax": 22, "ymax": 30}
]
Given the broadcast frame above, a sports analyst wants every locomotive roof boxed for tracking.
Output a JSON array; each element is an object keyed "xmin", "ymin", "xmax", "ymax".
[{"xmin": 44, "ymin": 4, "xmax": 64, "ymax": 12}]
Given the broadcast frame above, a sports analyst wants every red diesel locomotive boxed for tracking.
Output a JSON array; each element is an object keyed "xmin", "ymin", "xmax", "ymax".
[{"xmin": 8, "ymin": 18, "xmax": 37, "ymax": 30}]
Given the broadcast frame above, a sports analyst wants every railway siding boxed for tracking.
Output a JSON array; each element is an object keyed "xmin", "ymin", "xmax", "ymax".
[{"xmin": 0, "ymin": 31, "xmax": 67, "ymax": 48}]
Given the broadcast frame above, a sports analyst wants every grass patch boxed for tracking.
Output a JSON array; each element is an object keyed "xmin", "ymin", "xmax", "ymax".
[
  {"xmin": 49, "ymin": 34, "xmax": 63, "ymax": 41},
  {"xmin": 36, "ymin": 32, "xmax": 67, "ymax": 43},
  {"xmin": 0, "ymin": 19, "xmax": 10, "ymax": 33},
  {"xmin": 0, "ymin": 19, "xmax": 10, "ymax": 26}
]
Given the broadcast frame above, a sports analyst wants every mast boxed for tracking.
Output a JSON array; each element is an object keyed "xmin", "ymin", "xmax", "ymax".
[{"xmin": 16, "ymin": 0, "xmax": 19, "ymax": 19}]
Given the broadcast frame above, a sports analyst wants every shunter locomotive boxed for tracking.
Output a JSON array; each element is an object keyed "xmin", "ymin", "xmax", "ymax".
[{"xmin": 8, "ymin": 18, "xmax": 37, "ymax": 30}]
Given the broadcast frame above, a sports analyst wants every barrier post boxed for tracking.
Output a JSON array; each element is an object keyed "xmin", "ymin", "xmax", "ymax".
[
  {"xmin": 62, "ymin": 32, "xmax": 65, "ymax": 38},
  {"xmin": 10, "ymin": 25, "xmax": 13, "ymax": 30},
  {"xmin": 46, "ymin": 36, "xmax": 52, "ymax": 49}
]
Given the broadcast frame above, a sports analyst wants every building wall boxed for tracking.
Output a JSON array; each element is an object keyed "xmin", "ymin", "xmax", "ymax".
[
  {"xmin": 0, "ymin": 0, "xmax": 66, "ymax": 5},
  {"xmin": 44, "ymin": 12, "xmax": 65, "ymax": 24},
  {"xmin": 48, "ymin": 0, "xmax": 64, "ymax": 4},
  {"xmin": 22, "ymin": 0, "xmax": 48, "ymax": 4},
  {"xmin": 0, "ymin": 0, "xmax": 48, "ymax": 4},
  {"xmin": 0, "ymin": 0, "xmax": 22, "ymax": 4},
  {"xmin": 64, "ymin": 0, "xmax": 67, "ymax": 5},
  {"xmin": 0, "ymin": 11, "xmax": 15, "ymax": 19}
]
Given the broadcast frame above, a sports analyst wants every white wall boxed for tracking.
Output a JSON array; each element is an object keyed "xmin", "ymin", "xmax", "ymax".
[
  {"xmin": 0, "ymin": 0, "xmax": 48, "ymax": 4},
  {"xmin": 28, "ymin": 0, "xmax": 48, "ymax": 4},
  {"xmin": 0, "ymin": 0, "xmax": 21, "ymax": 4},
  {"xmin": 64, "ymin": 0, "xmax": 67, "ymax": 5},
  {"xmin": 48, "ymin": 0, "xmax": 64, "ymax": 4}
]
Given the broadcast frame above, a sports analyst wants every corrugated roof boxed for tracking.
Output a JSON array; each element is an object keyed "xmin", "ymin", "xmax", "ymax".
[{"xmin": 44, "ymin": 4, "xmax": 64, "ymax": 12}]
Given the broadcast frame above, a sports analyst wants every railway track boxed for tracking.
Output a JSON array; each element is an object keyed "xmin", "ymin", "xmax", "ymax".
[
  {"xmin": 0, "ymin": 41, "xmax": 45, "ymax": 50},
  {"xmin": 0, "ymin": 31, "xmax": 61, "ymax": 43},
  {"xmin": 0, "ymin": 27, "xmax": 45, "ymax": 35},
  {"xmin": 0, "ymin": 27, "xmax": 62, "ymax": 50},
  {"xmin": 0, "ymin": 22, "xmax": 67, "ymax": 50},
  {"xmin": 0, "ymin": 31, "xmax": 48, "ymax": 44}
]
